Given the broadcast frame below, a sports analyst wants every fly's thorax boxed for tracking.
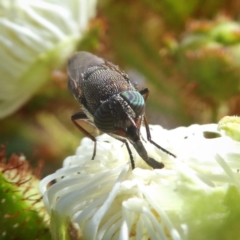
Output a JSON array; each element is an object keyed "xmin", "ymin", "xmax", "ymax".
[
  {"xmin": 81, "ymin": 65, "xmax": 135, "ymax": 115},
  {"xmin": 93, "ymin": 91, "xmax": 145, "ymax": 134},
  {"xmin": 67, "ymin": 52, "xmax": 104, "ymax": 102}
]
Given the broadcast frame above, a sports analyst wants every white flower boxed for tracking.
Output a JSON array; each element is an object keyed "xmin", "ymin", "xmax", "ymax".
[
  {"xmin": 40, "ymin": 124, "xmax": 240, "ymax": 240},
  {"xmin": 0, "ymin": 0, "xmax": 97, "ymax": 118}
]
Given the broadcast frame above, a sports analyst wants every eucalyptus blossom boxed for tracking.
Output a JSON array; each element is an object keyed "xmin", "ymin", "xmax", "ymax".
[{"xmin": 40, "ymin": 121, "xmax": 240, "ymax": 240}]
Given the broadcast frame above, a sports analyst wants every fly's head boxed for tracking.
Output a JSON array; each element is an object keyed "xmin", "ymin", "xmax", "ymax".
[
  {"xmin": 94, "ymin": 90, "xmax": 164, "ymax": 168},
  {"xmin": 94, "ymin": 90, "xmax": 145, "ymax": 141}
]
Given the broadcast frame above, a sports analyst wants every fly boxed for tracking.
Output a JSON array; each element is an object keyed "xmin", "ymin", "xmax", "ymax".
[{"xmin": 67, "ymin": 51, "xmax": 176, "ymax": 169}]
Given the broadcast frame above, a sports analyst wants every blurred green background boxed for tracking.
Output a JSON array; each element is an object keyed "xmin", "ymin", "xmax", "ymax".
[{"xmin": 1, "ymin": 0, "xmax": 240, "ymax": 176}]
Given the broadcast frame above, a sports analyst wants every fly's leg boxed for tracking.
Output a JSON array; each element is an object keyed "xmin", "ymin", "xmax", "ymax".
[
  {"xmin": 143, "ymin": 115, "xmax": 176, "ymax": 158},
  {"xmin": 72, "ymin": 111, "xmax": 97, "ymax": 160},
  {"xmin": 114, "ymin": 137, "xmax": 135, "ymax": 170},
  {"xmin": 140, "ymin": 88, "xmax": 176, "ymax": 158},
  {"xmin": 124, "ymin": 140, "xmax": 135, "ymax": 170}
]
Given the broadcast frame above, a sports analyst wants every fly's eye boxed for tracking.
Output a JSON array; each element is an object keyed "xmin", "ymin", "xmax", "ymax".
[
  {"xmin": 94, "ymin": 101, "xmax": 115, "ymax": 133},
  {"xmin": 120, "ymin": 91, "xmax": 145, "ymax": 116}
]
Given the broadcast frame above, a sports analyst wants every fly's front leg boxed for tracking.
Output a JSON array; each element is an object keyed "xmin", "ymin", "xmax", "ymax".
[
  {"xmin": 143, "ymin": 115, "xmax": 176, "ymax": 158},
  {"xmin": 114, "ymin": 137, "xmax": 135, "ymax": 170},
  {"xmin": 72, "ymin": 111, "xmax": 97, "ymax": 160},
  {"xmin": 123, "ymin": 140, "xmax": 135, "ymax": 170}
]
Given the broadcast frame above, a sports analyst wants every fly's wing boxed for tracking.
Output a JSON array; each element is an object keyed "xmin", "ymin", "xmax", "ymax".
[{"xmin": 67, "ymin": 51, "xmax": 104, "ymax": 101}]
